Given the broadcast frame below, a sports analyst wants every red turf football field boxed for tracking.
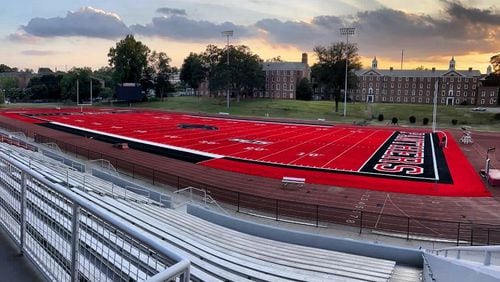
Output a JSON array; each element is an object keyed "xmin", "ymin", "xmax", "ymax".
[{"xmin": 1, "ymin": 108, "xmax": 488, "ymax": 197}]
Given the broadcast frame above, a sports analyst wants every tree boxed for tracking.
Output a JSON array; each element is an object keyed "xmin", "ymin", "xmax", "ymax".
[
  {"xmin": 147, "ymin": 51, "xmax": 173, "ymax": 100},
  {"xmin": 25, "ymin": 74, "xmax": 62, "ymax": 100},
  {"xmin": 491, "ymin": 54, "xmax": 500, "ymax": 74},
  {"xmin": 60, "ymin": 68, "xmax": 102, "ymax": 102},
  {"xmin": 266, "ymin": 56, "xmax": 283, "ymax": 62},
  {"xmin": 210, "ymin": 45, "xmax": 265, "ymax": 102},
  {"xmin": 108, "ymin": 35, "xmax": 150, "ymax": 84},
  {"xmin": 311, "ymin": 42, "xmax": 362, "ymax": 112},
  {"xmin": 0, "ymin": 64, "xmax": 15, "ymax": 73},
  {"xmin": 180, "ymin": 53, "xmax": 206, "ymax": 95},
  {"xmin": 296, "ymin": 78, "xmax": 313, "ymax": 100}
]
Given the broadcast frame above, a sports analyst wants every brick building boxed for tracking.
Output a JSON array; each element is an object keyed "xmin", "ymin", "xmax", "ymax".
[
  {"xmin": 258, "ymin": 53, "xmax": 310, "ymax": 99},
  {"xmin": 352, "ymin": 57, "xmax": 494, "ymax": 106}
]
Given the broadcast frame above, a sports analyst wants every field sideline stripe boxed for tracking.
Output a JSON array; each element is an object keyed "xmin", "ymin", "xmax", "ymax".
[{"xmin": 49, "ymin": 121, "xmax": 224, "ymax": 159}]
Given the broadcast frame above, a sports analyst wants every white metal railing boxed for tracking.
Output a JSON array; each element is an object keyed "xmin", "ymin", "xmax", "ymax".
[
  {"xmin": 174, "ymin": 186, "xmax": 229, "ymax": 214},
  {"xmin": 428, "ymin": 246, "xmax": 500, "ymax": 266},
  {"xmin": 0, "ymin": 151, "xmax": 190, "ymax": 281}
]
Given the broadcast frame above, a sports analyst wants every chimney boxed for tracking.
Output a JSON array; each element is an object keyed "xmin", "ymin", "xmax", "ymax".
[
  {"xmin": 468, "ymin": 67, "xmax": 472, "ymax": 72},
  {"xmin": 389, "ymin": 67, "xmax": 393, "ymax": 72},
  {"xmin": 432, "ymin": 67, "xmax": 436, "ymax": 72},
  {"xmin": 301, "ymin": 53, "xmax": 308, "ymax": 65}
]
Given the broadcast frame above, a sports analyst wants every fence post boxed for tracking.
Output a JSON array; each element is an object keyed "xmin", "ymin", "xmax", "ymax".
[
  {"xmin": 359, "ymin": 211, "xmax": 363, "ymax": 234},
  {"xmin": 406, "ymin": 217, "xmax": 410, "ymax": 240},
  {"xmin": 70, "ymin": 204, "xmax": 80, "ymax": 282},
  {"xmin": 470, "ymin": 228, "xmax": 474, "ymax": 246},
  {"xmin": 275, "ymin": 199, "xmax": 279, "ymax": 221},
  {"xmin": 237, "ymin": 192, "xmax": 240, "ymax": 212},
  {"xmin": 20, "ymin": 171, "xmax": 27, "ymax": 255},
  {"xmin": 487, "ymin": 228, "xmax": 490, "ymax": 245},
  {"xmin": 316, "ymin": 205, "xmax": 319, "ymax": 228},
  {"xmin": 457, "ymin": 222, "xmax": 461, "ymax": 246}
]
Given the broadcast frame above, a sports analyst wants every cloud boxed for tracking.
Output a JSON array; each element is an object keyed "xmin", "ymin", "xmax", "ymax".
[
  {"xmin": 156, "ymin": 7, "xmax": 187, "ymax": 16},
  {"xmin": 252, "ymin": 2, "xmax": 500, "ymax": 60},
  {"xmin": 7, "ymin": 31, "xmax": 40, "ymax": 43},
  {"xmin": 131, "ymin": 15, "xmax": 256, "ymax": 41},
  {"xmin": 20, "ymin": 50, "xmax": 57, "ymax": 56},
  {"xmin": 20, "ymin": 7, "xmax": 131, "ymax": 39}
]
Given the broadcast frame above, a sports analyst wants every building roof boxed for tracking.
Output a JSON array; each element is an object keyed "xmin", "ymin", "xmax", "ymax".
[
  {"xmin": 262, "ymin": 62, "xmax": 308, "ymax": 71},
  {"xmin": 356, "ymin": 68, "xmax": 482, "ymax": 78}
]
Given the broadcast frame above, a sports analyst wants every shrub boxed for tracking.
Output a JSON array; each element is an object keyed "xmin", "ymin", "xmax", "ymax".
[
  {"xmin": 423, "ymin": 117, "xmax": 429, "ymax": 125},
  {"xmin": 460, "ymin": 100, "xmax": 468, "ymax": 106},
  {"xmin": 378, "ymin": 114, "xmax": 384, "ymax": 121},
  {"xmin": 391, "ymin": 117, "xmax": 398, "ymax": 124},
  {"xmin": 494, "ymin": 113, "xmax": 500, "ymax": 120},
  {"xmin": 409, "ymin": 116, "xmax": 416, "ymax": 123},
  {"xmin": 452, "ymin": 119, "xmax": 458, "ymax": 125}
]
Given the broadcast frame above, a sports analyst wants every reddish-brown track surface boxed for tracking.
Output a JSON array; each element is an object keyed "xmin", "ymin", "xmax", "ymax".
[{"xmin": 1, "ymin": 109, "xmax": 500, "ymax": 242}]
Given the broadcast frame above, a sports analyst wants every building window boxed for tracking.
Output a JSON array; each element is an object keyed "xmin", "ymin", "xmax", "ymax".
[
  {"xmin": 405, "ymin": 77, "xmax": 409, "ymax": 81},
  {"xmin": 491, "ymin": 98, "xmax": 497, "ymax": 104},
  {"xmin": 464, "ymin": 91, "xmax": 467, "ymax": 97},
  {"xmin": 471, "ymin": 98, "xmax": 475, "ymax": 104},
  {"xmin": 272, "ymin": 77, "xmax": 275, "ymax": 82},
  {"xmin": 427, "ymin": 84, "xmax": 431, "ymax": 89},
  {"xmin": 442, "ymin": 90, "xmax": 446, "ymax": 96},
  {"xmin": 405, "ymin": 83, "xmax": 409, "ymax": 88},
  {"xmin": 397, "ymin": 97, "xmax": 401, "ymax": 102},
  {"xmin": 398, "ymin": 83, "xmax": 401, "ymax": 88},
  {"xmin": 464, "ymin": 84, "xmax": 468, "ymax": 89},
  {"xmin": 448, "ymin": 90, "xmax": 453, "ymax": 96},
  {"xmin": 481, "ymin": 91, "xmax": 486, "ymax": 97},
  {"xmin": 481, "ymin": 99, "xmax": 485, "ymax": 104},
  {"xmin": 376, "ymin": 76, "xmax": 380, "ymax": 81},
  {"xmin": 441, "ymin": 98, "xmax": 445, "ymax": 103},
  {"xmin": 271, "ymin": 84, "xmax": 274, "ymax": 90},
  {"xmin": 457, "ymin": 84, "xmax": 461, "ymax": 90},
  {"xmin": 277, "ymin": 77, "xmax": 280, "ymax": 82},
  {"xmin": 426, "ymin": 98, "xmax": 430, "ymax": 103},
  {"xmin": 491, "ymin": 91, "xmax": 496, "ymax": 97},
  {"xmin": 398, "ymin": 90, "xmax": 402, "ymax": 95},
  {"xmin": 412, "ymin": 90, "xmax": 415, "ymax": 96},
  {"xmin": 450, "ymin": 77, "xmax": 454, "ymax": 82},
  {"xmin": 419, "ymin": 90, "xmax": 423, "ymax": 96},
  {"xmin": 419, "ymin": 83, "xmax": 423, "ymax": 89},
  {"xmin": 418, "ymin": 98, "xmax": 422, "ymax": 103},
  {"xmin": 382, "ymin": 97, "xmax": 386, "ymax": 102},
  {"xmin": 290, "ymin": 84, "xmax": 294, "ymax": 90},
  {"xmin": 391, "ymin": 77, "xmax": 395, "ymax": 81},
  {"xmin": 473, "ymin": 78, "xmax": 477, "ymax": 83},
  {"xmin": 384, "ymin": 77, "xmax": 388, "ymax": 81},
  {"xmin": 426, "ymin": 90, "xmax": 430, "ymax": 96},
  {"xmin": 283, "ymin": 83, "xmax": 287, "ymax": 90},
  {"xmin": 369, "ymin": 76, "xmax": 373, "ymax": 81},
  {"xmin": 363, "ymin": 76, "xmax": 366, "ymax": 81},
  {"xmin": 276, "ymin": 84, "xmax": 280, "ymax": 90},
  {"xmin": 411, "ymin": 97, "xmax": 415, "ymax": 102},
  {"xmin": 391, "ymin": 83, "xmax": 394, "ymax": 88},
  {"xmin": 457, "ymin": 90, "xmax": 460, "ymax": 96},
  {"xmin": 369, "ymin": 82, "xmax": 373, "ymax": 87},
  {"xmin": 398, "ymin": 77, "xmax": 402, "ymax": 81}
]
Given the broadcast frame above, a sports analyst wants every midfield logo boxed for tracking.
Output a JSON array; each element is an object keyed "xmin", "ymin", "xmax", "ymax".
[{"xmin": 229, "ymin": 138, "xmax": 272, "ymax": 145}]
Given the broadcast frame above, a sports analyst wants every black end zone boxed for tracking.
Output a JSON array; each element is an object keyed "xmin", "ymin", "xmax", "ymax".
[
  {"xmin": 360, "ymin": 131, "xmax": 452, "ymax": 183},
  {"xmin": 38, "ymin": 122, "xmax": 213, "ymax": 164}
]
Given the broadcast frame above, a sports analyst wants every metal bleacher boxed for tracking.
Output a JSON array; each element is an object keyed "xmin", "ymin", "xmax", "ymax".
[
  {"xmin": 0, "ymin": 136, "xmax": 403, "ymax": 281},
  {"xmin": 0, "ymin": 140, "xmax": 189, "ymax": 281}
]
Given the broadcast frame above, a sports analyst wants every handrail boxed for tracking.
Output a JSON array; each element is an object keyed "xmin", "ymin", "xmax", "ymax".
[
  {"xmin": 428, "ymin": 245, "xmax": 500, "ymax": 266},
  {"xmin": 0, "ymin": 151, "xmax": 190, "ymax": 281},
  {"xmin": 174, "ymin": 186, "xmax": 229, "ymax": 214}
]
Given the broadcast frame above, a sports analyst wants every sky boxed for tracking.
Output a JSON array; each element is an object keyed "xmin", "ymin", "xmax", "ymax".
[{"xmin": 0, "ymin": 0, "xmax": 498, "ymax": 73}]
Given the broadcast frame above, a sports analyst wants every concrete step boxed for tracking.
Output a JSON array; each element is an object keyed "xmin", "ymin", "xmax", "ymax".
[{"xmin": 390, "ymin": 265, "xmax": 422, "ymax": 282}]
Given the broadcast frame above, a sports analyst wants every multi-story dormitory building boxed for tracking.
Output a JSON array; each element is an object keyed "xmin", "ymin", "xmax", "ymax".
[
  {"xmin": 353, "ymin": 57, "xmax": 498, "ymax": 107},
  {"xmin": 258, "ymin": 53, "xmax": 310, "ymax": 99}
]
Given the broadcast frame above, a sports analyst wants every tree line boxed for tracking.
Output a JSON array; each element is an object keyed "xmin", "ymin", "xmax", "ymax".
[{"xmin": 1, "ymin": 33, "xmax": 374, "ymax": 112}]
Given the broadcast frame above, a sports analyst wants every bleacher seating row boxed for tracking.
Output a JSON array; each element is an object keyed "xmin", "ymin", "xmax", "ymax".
[{"xmin": 0, "ymin": 139, "xmax": 400, "ymax": 281}]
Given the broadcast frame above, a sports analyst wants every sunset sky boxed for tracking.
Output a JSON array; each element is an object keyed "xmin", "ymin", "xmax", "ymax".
[{"xmin": 0, "ymin": 0, "xmax": 498, "ymax": 73}]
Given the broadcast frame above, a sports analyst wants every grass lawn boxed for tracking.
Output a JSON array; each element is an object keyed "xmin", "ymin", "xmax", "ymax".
[
  {"xmin": 122, "ymin": 96, "xmax": 500, "ymax": 131},
  {"xmin": 3, "ymin": 97, "xmax": 499, "ymax": 131}
]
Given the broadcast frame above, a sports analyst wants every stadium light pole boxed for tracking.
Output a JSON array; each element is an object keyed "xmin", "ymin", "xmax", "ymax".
[
  {"xmin": 432, "ymin": 78, "xmax": 438, "ymax": 133},
  {"xmin": 340, "ymin": 27, "xmax": 355, "ymax": 117},
  {"xmin": 222, "ymin": 30, "xmax": 234, "ymax": 109}
]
